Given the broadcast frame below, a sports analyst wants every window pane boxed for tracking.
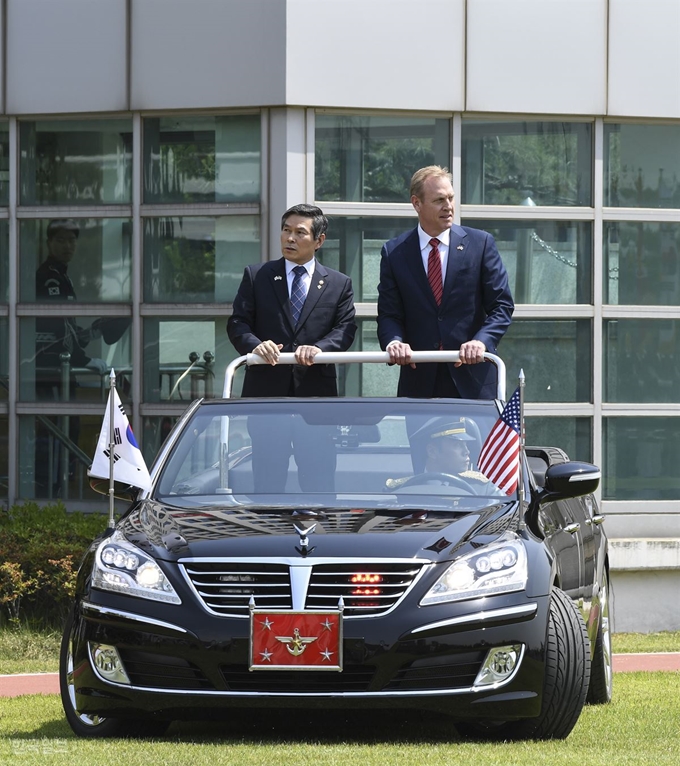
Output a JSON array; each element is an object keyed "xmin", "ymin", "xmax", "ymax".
[
  {"xmin": 604, "ymin": 319, "xmax": 679, "ymax": 403},
  {"xmin": 526, "ymin": 417, "xmax": 592, "ymax": 463},
  {"xmin": 0, "ymin": 220, "xmax": 8, "ymax": 302},
  {"xmin": 605, "ymin": 123, "xmax": 680, "ymax": 208},
  {"xmin": 144, "ymin": 216, "xmax": 260, "ymax": 303},
  {"xmin": 324, "ymin": 216, "xmax": 415, "ymax": 302},
  {"xmin": 143, "ymin": 115, "xmax": 261, "ymax": 203},
  {"xmin": 605, "ymin": 221, "xmax": 680, "ymax": 305},
  {"xmin": 341, "ymin": 319, "xmax": 399, "ymax": 397},
  {"xmin": 501, "ymin": 319, "xmax": 592, "ymax": 402},
  {"xmin": 143, "ymin": 318, "xmax": 238, "ymax": 402},
  {"xmin": 142, "ymin": 415, "xmax": 182, "ymax": 466},
  {"xmin": 604, "ymin": 417, "xmax": 680, "ymax": 500},
  {"xmin": 18, "ymin": 413, "xmax": 119, "ymax": 501},
  {"xmin": 19, "ymin": 316, "xmax": 132, "ymax": 403},
  {"xmin": 0, "ymin": 317, "xmax": 7, "ymax": 401},
  {"xmin": 0, "ymin": 122, "xmax": 8, "ymax": 205},
  {"xmin": 20, "ymin": 119, "xmax": 132, "ymax": 205},
  {"xmin": 463, "ymin": 219, "xmax": 592, "ymax": 305},
  {"xmin": 315, "ymin": 115, "xmax": 451, "ymax": 202},
  {"xmin": 21, "ymin": 218, "xmax": 132, "ymax": 302},
  {"xmin": 462, "ymin": 121, "xmax": 592, "ymax": 206}
]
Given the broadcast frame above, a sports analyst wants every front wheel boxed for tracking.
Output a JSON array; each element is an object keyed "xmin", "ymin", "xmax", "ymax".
[
  {"xmin": 60, "ymin": 608, "xmax": 169, "ymax": 738},
  {"xmin": 587, "ymin": 569, "xmax": 613, "ymax": 704},
  {"xmin": 457, "ymin": 588, "xmax": 591, "ymax": 741}
]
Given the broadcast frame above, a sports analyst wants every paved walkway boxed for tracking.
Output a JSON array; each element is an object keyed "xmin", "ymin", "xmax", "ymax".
[{"xmin": 1, "ymin": 653, "xmax": 679, "ymax": 699}]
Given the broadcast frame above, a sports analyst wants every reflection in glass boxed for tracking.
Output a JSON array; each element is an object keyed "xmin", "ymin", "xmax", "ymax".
[
  {"xmin": 143, "ymin": 216, "xmax": 260, "ymax": 303},
  {"xmin": 464, "ymin": 219, "xmax": 592, "ymax": 305},
  {"xmin": 20, "ymin": 218, "xmax": 132, "ymax": 302},
  {"xmin": 143, "ymin": 318, "xmax": 239, "ymax": 402},
  {"xmin": 0, "ymin": 122, "xmax": 8, "ymax": 205},
  {"xmin": 525, "ymin": 417, "xmax": 592, "ymax": 463},
  {"xmin": 323, "ymin": 216, "xmax": 416, "ymax": 302},
  {"xmin": 501, "ymin": 320, "xmax": 592, "ymax": 402},
  {"xmin": 0, "ymin": 220, "xmax": 8, "ymax": 302},
  {"xmin": 142, "ymin": 415, "xmax": 182, "ymax": 467},
  {"xmin": 0, "ymin": 318, "xmax": 7, "ymax": 401},
  {"xmin": 341, "ymin": 319, "xmax": 399, "ymax": 398},
  {"xmin": 0, "ymin": 416, "xmax": 7, "ymax": 498},
  {"xmin": 605, "ymin": 123, "xmax": 680, "ymax": 208},
  {"xmin": 143, "ymin": 115, "xmax": 261, "ymax": 203},
  {"xmin": 604, "ymin": 417, "xmax": 680, "ymax": 500},
  {"xmin": 462, "ymin": 121, "xmax": 592, "ymax": 206},
  {"xmin": 20, "ymin": 119, "xmax": 132, "ymax": 205},
  {"xmin": 19, "ymin": 316, "xmax": 132, "ymax": 403},
  {"xmin": 604, "ymin": 319, "xmax": 680, "ymax": 403},
  {"xmin": 18, "ymin": 414, "xmax": 113, "ymax": 501},
  {"xmin": 315, "ymin": 115, "xmax": 450, "ymax": 202},
  {"xmin": 605, "ymin": 221, "xmax": 680, "ymax": 305}
]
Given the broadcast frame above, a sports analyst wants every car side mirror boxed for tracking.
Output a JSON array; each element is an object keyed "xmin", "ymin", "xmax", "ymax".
[
  {"xmin": 89, "ymin": 477, "xmax": 140, "ymax": 503},
  {"xmin": 539, "ymin": 461, "xmax": 601, "ymax": 502}
]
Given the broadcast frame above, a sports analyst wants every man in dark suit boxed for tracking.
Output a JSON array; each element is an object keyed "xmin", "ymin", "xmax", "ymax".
[
  {"xmin": 378, "ymin": 166, "xmax": 514, "ymax": 401},
  {"xmin": 227, "ymin": 203, "xmax": 356, "ymax": 492}
]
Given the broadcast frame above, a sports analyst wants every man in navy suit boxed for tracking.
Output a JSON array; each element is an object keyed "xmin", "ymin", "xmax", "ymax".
[
  {"xmin": 228, "ymin": 204, "xmax": 356, "ymax": 492},
  {"xmin": 378, "ymin": 166, "xmax": 514, "ymax": 401}
]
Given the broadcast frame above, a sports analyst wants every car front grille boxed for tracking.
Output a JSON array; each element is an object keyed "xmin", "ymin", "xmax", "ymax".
[
  {"xmin": 384, "ymin": 650, "xmax": 486, "ymax": 691},
  {"xmin": 221, "ymin": 665, "xmax": 375, "ymax": 692},
  {"xmin": 180, "ymin": 560, "xmax": 425, "ymax": 618}
]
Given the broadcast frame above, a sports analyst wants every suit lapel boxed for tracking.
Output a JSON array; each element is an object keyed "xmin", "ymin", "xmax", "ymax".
[
  {"xmin": 442, "ymin": 225, "xmax": 469, "ymax": 306},
  {"xmin": 295, "ymin": 262, "xmax": 328, "ymax": 332},
  {"xmin": 270, "ymin": 259, "xmax": 295, "ymax": 329}
]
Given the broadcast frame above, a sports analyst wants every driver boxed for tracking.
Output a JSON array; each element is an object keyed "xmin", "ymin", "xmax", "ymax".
[{"xmin": 386, "ymin": 417, "xmax": 492, "ymax": 491}]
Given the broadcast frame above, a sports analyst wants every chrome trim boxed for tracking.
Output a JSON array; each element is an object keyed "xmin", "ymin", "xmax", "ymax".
[
  {"xmin": 81, "ymin": 601, "xmax": 188, "ymax": 634},
  {"xmin": 564, "ymin": 523, "xmax": 580, "ymax": 535},
  {"xmin": 473, "ymin": 644, "xmax": 526, "ymax": 690},
  {"xmin": 569, "ymin": 471, "xmax": 601, "ymax": 482},
  {"xmin": 409, "ymin": 603, "xmax": 538, "ymax": 635},
  {"xmin": 178, "ymin": 557, "xmax": 432, "ymax": 620}
]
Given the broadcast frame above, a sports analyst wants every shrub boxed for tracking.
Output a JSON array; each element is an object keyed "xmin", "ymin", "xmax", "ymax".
[{"xmin": 0, "ymin": 502, "xmax": 108, "ymax": 627}]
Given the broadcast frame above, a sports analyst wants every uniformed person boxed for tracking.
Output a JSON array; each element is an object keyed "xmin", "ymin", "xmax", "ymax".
[
  {"xmin": 387, "ymin": 417, "xmax": 494, "ymax": 492},
  {"xmin": 34, "ymin": 219, "xmax": 107, "ymax": 400}
]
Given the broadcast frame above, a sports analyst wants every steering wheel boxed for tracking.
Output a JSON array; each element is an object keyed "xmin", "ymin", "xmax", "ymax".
[{"xmin": 396, "ymin": 472, "xmax": 477, "ymax": 494}]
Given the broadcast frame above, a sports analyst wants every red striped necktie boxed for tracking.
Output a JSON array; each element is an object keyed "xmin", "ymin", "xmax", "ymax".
[{"xmin": 427, "ymin": 238, "xmax": 443, "ymax": 305}]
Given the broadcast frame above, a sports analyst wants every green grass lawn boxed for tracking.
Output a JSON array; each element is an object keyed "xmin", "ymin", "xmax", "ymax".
[{"xmin": 0, "ymin": 673, "xmax": 678, "ymax": 765}]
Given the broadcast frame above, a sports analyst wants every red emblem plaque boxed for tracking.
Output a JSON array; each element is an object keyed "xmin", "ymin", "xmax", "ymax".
[{"xmin": 249, "ymin": 610, "xmax": 343, "ymax": 671}]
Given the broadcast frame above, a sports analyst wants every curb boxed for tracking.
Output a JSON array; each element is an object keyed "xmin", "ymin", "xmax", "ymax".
[{"xmin": 1, "ymin": 654, "xmax": 679, "ymax": 699}]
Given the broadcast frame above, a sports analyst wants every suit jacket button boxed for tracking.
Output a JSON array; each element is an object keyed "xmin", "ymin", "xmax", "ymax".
[{"xmin": 433, "ymin": 342, "xmax": 439, "ymax": 349}]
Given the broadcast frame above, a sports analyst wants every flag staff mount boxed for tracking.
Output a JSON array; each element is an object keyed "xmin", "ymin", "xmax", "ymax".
[
  {"xmin": 518, "ymin": 368, "xmax": 526, "ymax": 517},
  {"xmin": 107, "ymin": 368, "xmax": 116, "ymax": 529}
]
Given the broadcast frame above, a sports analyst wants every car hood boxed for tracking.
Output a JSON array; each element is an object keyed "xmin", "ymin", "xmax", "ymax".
[{"xmin": 118, "ymin": 499, "xmax": 519, "ymax": 563}]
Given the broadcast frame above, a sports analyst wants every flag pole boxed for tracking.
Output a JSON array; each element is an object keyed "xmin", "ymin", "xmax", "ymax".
[
  {"xmin": 518, "ymin": 368, "xmax": 526, "ymax": 521},
  {"xmin": 108, "ymin": 368, "xmax": 116, "ymax": 529}
]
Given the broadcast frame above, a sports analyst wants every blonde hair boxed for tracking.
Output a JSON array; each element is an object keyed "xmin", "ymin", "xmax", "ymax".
[{"xmin": 409, "ymin": 166, "xmax": 453, "ymax": 199}]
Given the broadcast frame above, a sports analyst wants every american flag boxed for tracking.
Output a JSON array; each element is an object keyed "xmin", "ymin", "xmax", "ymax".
[{"xmin": 477, "ymin": 387, "xmax": 521, "ymax": 495}]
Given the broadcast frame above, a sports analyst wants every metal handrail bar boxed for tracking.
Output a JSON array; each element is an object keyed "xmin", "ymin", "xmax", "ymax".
[{"xmin": 223, "ymin": 351, "xmax": 506, "ymax": 401}]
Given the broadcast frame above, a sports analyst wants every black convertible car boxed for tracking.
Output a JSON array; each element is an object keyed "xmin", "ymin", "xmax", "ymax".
[{"xmin": 60, "ymin": 352, "xmax": 611, "ymax": 740}]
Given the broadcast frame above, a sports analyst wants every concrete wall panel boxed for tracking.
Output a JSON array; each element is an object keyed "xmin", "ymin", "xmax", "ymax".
[
  {"xmin": 286, "ymin": 0, "xmax": 465, "ymax": 111},
  {"xmin": 6, "ymin": 0, "xmax": 127, "ymax": 114},
  {"xmin": 609, "ymin": 0, "xmax": 680, "ymax": 118},
  {"xmin": 467, "ymin": 0, "xmax": 607, "ymax": 115},
  {"xmin": 131, "ymin": 0, "xmax": 286, "ymax": 110}
]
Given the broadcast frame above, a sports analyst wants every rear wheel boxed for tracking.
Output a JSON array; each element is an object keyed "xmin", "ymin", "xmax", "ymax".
[
  {"xmin": 587, "ymin": 569, "xmax": 613, "ymax": 704},
  {"xmin": 457, "ymin": 588, "xmax": 591, "ymax": 741},
  {"xmin": 60, "ymin": 608, "xmax": 169, "ymax": 739}
]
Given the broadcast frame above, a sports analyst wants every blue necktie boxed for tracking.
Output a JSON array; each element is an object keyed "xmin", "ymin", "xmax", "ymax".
[{"xmin": 290, "ymin": 265, "xmax": 307, "ymax": 325}]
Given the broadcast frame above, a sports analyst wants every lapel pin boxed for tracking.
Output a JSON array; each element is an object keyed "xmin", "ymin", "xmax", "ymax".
[
  {"xmin": 457, "ymin": 244, "xmax": 464, "ymax": 250},
  {"xmin": 274, "ymin": 275, "xmax": 283, "ymax": 281},
  {"xmin": 317, "ymin": 280, "xmax": 324, "ymax": 289}
]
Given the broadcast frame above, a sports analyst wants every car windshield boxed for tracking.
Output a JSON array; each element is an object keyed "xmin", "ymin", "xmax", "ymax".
[{"xmin": 154, "ymin": 399, "xmax": 513, "ymax": 512}]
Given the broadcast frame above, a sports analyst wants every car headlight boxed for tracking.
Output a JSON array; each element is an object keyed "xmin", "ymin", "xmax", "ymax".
[
  {"xmin": 420, "ymin": 532, "xmax": 527, "ymax": 605},
  {"xmin": 92, "ymin": 531, "xmax": 181, "ymax": 604}
]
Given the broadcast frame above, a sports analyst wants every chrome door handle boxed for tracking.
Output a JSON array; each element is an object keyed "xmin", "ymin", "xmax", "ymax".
[
  {"xmin": 564, "ymin": 523, "xmax": 580, "ymax": 535},
  {"xmin": 585, "ymin": 515, "xmax": 606, "ymax": 526}
]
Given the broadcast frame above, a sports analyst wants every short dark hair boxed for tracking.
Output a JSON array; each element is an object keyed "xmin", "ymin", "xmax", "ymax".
[
  {"xmin": 281, "ymin": 204, "xmax": 328, "ymax": 240},
  {"xmin": 47, "ymin": 218, "xmax": 80, "ymax": 239}
]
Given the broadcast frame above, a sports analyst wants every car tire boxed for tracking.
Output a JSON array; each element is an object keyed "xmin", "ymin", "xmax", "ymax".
[
  {"xmin": 60, "ymin": 607, "xmax": 169, "ymax": 739},
  {"xmin": 457, "ymin": 587, "xmax": 591, "ymax": 741},
  {"xmin": 587, "ymin": 569, "xmax": 613, "ymax": 704}
]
